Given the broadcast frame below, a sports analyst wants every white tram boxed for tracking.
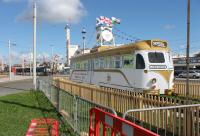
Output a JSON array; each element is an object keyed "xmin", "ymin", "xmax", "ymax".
[{"xmin": 70, "ymin": 40, "xmax": 174, "ymax": 94}]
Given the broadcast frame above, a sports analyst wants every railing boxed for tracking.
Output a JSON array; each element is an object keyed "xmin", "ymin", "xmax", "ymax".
[
  {"xmin": 37, "ymin": 79, "xmax": 116, "ymax": 135},
  {"xmin": 53, "ymin": 78, "xmax": 192, "ymax": 114},
  {"xmin": 175, "ymin": 80, "xmax": 200, "ymax": 99},
  {"xmin": 123, "ymin": 104, "xmax": 200, "ymax": 136},
  {"xmin": 51, "ymin": 78, "xmax": 200, "ymax": 136}
]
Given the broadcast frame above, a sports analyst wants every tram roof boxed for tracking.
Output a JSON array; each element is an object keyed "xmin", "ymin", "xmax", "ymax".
[{"xmin": 71, "ymin": 39, "xmax": 170, "ymax": 61}]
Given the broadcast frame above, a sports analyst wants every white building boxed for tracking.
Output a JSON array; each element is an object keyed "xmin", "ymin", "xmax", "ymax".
[{"xmin": 68, "ymin": 45, "xmax": 79, "ymax": 65}]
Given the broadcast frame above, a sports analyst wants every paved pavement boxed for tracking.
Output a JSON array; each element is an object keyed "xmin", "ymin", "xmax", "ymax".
[
  {"xmin": 0, "ymin": 75, "xmax": 32, "ymax": 83},
  {"xmin": 0, "ymin": 76, "xmax": 34, "ymax": 96}
]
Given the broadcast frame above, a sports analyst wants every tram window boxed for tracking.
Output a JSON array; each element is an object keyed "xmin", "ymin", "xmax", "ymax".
[
  {"xmin": 99, "ymin": 57, "xmax": 104, "ymax": 68},
  {"xmin": 148, "ymin": 52, "xmax": 165, "ymax": 63},
  {"xmin": 104, "ymin": 57, "xmax": 109, "ymax": 68},
  {"xmin": 83, "ymin": 61, "xmax": 88, "ymax": 70},
  {"xmin": 110, "ymin": 57, "xmax": 115, "ymax": 68},
  {"xmin": 123, "ymin": 54, "xmax": 133, "ymax": 68},
  {"xmin": 94, "ymin": 58, "xmax": 99, "ymax": 69},
  {"xmin": 76, "ymin": 62, "xmax": 80, "ymax": 69},
  {"xmin": 115, "ymin": 56, "xmax": 121, "ymax": 68},
  {"xmin": 136, "ymin": 54, "xmax": 145, "ymax": 69}
]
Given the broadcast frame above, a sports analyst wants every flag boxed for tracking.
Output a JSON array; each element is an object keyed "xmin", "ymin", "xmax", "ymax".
[
  {"xmin": 99, "ymin": 16, "xmax": 112, "ymax": 25},
  {"xmin": 111, "ymin": 17, "xmax": 121, "ymax": 24},
  {"xmin": 97, "ymin": 16, "xmax": 120, "ymax": 27},
  {"xmin": 96, "ymin": 17, "xmax": 103, "ymax": 26}
]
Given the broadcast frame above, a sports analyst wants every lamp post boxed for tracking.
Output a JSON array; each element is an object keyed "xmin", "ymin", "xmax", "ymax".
[
  {"xmin": 8, "ymin": 40, "xmax": 16, "ymax": 80},
  {"xmin": 30, "ymin": 48, "xmax": 32, "ymax": 76},
  {"xmin": 33, "ymin": 3, "xmax": 37, "ymax": 90},
  {"xmin": 8, "ymin": 40, "xmax": 11, "ymax": 80},
  {"xmin": 81, "ymin": 28, "xmax": 86, "ymax": 54}
]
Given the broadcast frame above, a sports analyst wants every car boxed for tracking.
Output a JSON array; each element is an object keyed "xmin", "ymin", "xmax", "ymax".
[{"xmin": 178, "ymin": 71, "xmax": 200, "ymax": 78}]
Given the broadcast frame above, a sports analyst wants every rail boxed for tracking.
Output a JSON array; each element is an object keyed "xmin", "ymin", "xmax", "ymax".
[{"xmin": 123, "ymin": 104, "xmax": 200, "ymax": 136}]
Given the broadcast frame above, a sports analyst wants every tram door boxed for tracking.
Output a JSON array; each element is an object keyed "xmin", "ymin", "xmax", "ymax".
[{"xmin": 134, "ymin": 53, "xmax": 146, "ymax": 89}]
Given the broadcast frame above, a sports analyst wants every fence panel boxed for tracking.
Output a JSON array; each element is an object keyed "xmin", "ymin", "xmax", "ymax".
[
  {"xmin": 175, "ymin": 80, "xmax": 200, "ymax": 99},
  {"xmin": 50, "ymin": 78, "xmax": 200, "ymax": 135},
  {"xmin": 123, "ymin": 104, "xmax": 200, "ymax": 136},
  {"xmin": 38, "ymin": 79, "xmax": 117, "ymax": 136}
]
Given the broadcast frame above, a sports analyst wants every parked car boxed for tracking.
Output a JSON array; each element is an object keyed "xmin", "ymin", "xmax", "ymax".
[{"xmin": 178, "ymin": 71, "xmax": 200, "ymax": 78}]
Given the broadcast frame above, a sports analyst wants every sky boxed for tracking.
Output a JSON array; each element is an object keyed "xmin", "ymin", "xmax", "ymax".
[{"xmin": 0, "ymin": 0, "xmax": 200, "ymax": 64}]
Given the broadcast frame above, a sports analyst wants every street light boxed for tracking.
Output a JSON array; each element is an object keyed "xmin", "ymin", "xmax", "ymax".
[
  {"xmin": 81, "ymin": 28, "xmax": 86, "ymax": 54},
  {"xmin": 30, "ymin": 48, "xmax": 32, "ymax": 76},
  {"xmin": 8, "ymin": 40, "xmax": 16, "ymax": 80},
  {"xmin": 33, "ymin": 3, "xmax": 37, "ymax": 90}
]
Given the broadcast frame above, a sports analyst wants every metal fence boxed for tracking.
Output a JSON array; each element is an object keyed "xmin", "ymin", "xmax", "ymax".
[
  {"xmin": 123, "ymin": 104, "xmax": 200, "ymax": 136},
  {"xmin": 37, "ymin": 79, "xmax": 117, "ymax": 136}
]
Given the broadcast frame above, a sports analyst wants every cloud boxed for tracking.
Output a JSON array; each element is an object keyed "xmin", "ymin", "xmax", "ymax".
[
  {"xmin": 164, "ymin": 24, "xmax": 176, "ymax": 30},
  {"xmin": 16, "ymin": 0, "xmax": 86, "ymax": 24}
]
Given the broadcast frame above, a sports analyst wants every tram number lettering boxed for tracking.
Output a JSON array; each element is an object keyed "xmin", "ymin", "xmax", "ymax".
[
  {"xmin": 152, "ymin": 41, "xmax": 166, "ymax": 47},
  {"xmin": 149, "ymin": 65, "xmax": 167, "ymax": 69}
]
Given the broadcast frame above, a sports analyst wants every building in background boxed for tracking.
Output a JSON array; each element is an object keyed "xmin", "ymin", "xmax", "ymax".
[{"xmin": 173, "ymin": 56, "xmax": 200, "ymax": 76}]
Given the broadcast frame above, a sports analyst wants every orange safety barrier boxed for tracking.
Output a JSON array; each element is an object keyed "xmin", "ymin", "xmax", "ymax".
[
  {"xmin": 25, "ymin": 118, "xmax": 59, "ymax": 136},
  {"xmin": 89, "ymin": 108, "xmax": 159, "ymax": 136}
]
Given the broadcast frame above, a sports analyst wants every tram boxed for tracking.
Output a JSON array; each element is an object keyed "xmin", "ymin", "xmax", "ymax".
[{"xmin": 70, "ymin": 39, "xmax": 174, "ymax": 94}]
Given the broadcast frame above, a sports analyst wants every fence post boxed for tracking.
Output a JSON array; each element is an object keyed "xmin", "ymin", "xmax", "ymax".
[
  {"xmin": 73, "ymin": 95, "xmax": 78, "ymax": 133},
  {"xmin": 186, "ymin": 102, "xmax": 192, "ymax": 136},
  {"xmin": 37, "ymin": 79, "xmax": 40, "ymax": 90},
  {"xmin": 56, "ymin": 88, "xmax": 60, "ymax": 112}
]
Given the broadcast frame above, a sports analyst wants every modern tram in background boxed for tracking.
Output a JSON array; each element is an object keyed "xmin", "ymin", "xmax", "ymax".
[
  {"xmin": 70, "ymin": 39, "xmax": 174, "ymax": 94},
  {"xmin": 12, "ymin": 66, "xmax": 48, "ymax": 76}
]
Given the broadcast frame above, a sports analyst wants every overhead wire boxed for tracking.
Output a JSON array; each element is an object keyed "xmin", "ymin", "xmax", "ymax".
[{"xmin": 113, "ymin": 27, "xmax": 141, "ymax": 41}]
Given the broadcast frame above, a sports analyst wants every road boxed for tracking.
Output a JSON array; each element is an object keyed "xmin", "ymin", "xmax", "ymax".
[
  {"xmin": 0, "ymin": 76, "xmax": 55, "ymax": 97},
  {"xmin": 0, "ymin": 79, "xmax": 34, "ymax": 96}
]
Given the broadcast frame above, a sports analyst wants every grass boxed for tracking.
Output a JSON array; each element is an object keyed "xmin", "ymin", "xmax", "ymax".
[{"xmin": 0, "ymin": 91, "xmax": 76, "ymax": 136}]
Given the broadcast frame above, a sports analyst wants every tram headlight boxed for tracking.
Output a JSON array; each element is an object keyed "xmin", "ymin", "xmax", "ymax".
[{"xmin": 152, "ymin": 78, "xmax": 157, "ymax": 84}]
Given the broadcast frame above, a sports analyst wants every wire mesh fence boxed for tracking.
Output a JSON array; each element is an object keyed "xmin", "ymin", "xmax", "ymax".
[{"xmin": 37, "ymin": 79, "xmax": 116, "ymax": 135}]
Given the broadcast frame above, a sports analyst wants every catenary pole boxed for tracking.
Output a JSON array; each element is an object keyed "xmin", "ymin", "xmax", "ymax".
[
  {"xmin": 186, "ymin": 0, "xmax": 191, "ymax": 135},
  {"xmin": 30, "ymin": 48, "xmax": 32, "ymax": 76},
  {"xmin": 33, "ymin": 3, "xmax": 37, "ymax": 89},
  {"xmin": 8, "ymin": 40, "xmax": 11, "ymax": 80},
  {"xmin": 186, "ymin": 0, "xmax": 190, "ymax": 101}
]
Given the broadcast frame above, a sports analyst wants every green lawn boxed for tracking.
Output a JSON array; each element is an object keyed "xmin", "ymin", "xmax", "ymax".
[{"xmin": 0, "ymin": 91, "xmax": 76, "ymax": 136}]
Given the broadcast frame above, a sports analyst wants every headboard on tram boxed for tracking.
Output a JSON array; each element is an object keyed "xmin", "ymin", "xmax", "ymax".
[{"xmin": 132, "ymin": 39, "xmax": 170, "ymax": 51}]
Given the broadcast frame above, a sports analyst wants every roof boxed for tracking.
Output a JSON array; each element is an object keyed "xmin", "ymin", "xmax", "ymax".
[{"xmin": 71, "ymin": 39, "xmax": 170, "ymax": 61}]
